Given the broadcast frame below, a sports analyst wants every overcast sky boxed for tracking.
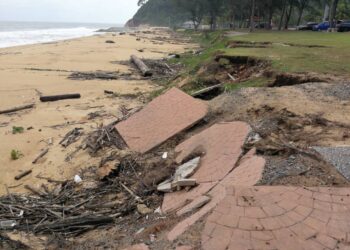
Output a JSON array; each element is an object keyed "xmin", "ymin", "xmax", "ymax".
[{"xmin": 0, "ymin": 0, "xmax": 140, "ymax": 24}]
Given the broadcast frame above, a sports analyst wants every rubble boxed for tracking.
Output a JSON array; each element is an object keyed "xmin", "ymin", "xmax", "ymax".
[
  {"xmin": 314, "ymin": 146, "xmax": 350, "ymax": 181},
  {"xmin": 157, "ymin": 157, "xmax": 200, "ymax": 193},
  {"xmin": 162, "ymin": 122, "xmax": 251, "ymax": 214},
  {"xmin": 137, "ymin": 204, "xmax": 153, "ymax": 215},
  {"xmin": 116, "ymin": 88, "xmax": 208, "ymax": 153},
  {"xmin": 167, "ymin": 148, "xmax": 265, "ymax": 241},
  {"xmin": 2, "ymin": 28, "xmax": 350, "ymax": 250}
]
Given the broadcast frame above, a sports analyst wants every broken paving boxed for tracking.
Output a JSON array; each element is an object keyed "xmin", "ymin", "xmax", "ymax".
[
  {"xmin": 116, "ymin": 87, "xmax": 208, "ymax": 153},
  {"xmin": 3, "ymin": 83, "xmax": 350, "ymax": 249}
]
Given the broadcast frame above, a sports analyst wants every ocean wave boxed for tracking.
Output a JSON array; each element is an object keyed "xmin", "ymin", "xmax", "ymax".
[{"xmin": 0, "ymin": 27, "xmax": 99, "ymax": 48}]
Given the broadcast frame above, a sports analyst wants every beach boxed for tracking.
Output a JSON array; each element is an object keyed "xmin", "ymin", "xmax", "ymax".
[{"xmin": 0, "ymin": 29, "xmax": 193, "ymax": 195}]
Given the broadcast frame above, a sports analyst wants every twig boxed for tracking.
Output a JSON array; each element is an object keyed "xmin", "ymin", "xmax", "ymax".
[
  {"xmin": 228, "ymin": 73, "xmax": 236, "ymax": 81},
  {"xmin": 120, "ymin": 183, "xmax": 143, "ymax": 202}
]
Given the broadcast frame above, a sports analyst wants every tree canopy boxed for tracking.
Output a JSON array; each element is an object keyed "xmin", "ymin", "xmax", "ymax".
[{"xmin": 132, "ymin": 0, "xmax": 349, "ymax": 30}]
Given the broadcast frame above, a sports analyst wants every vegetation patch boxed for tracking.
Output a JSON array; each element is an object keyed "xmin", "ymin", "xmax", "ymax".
[
  {"xmin": 12, "ymin": 126, "xmax": 24, "ymax": 134},
  {"xmin": 11, "ymin": 149, "xmax": 23, "ymax": 160}
]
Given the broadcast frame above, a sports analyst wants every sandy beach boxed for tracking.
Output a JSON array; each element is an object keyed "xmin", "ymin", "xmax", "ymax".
[{"xmin": 0, "ymin": 28, "xmax": 193, "ymax": 195}]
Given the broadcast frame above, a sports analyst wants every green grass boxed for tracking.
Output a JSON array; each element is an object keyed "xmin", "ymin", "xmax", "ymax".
[
  {"xmin": 224, "ymin": 77, "xmax": 270, "ymax": 92},
  {"xmin": 225, "ymin": 31, "xmax": 350, "ymax": 75},
  {"xmin": 11, "ymin": 149, "xmax": 23, "ymax": 160},
  {"xmin": 12, "ymin": 126, "xmax": 24, "ymax": 134},
  {"xmin": 150, "ymin": 30, "xmax": 350, "ymax": 98},
  {"xmin": 171, "ymin": 30, "xmax": 227, "ymax": 74}
]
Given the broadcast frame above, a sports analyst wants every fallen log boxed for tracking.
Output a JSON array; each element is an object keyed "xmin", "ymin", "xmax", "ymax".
[
  {"xmin": 40, "ymin": 94, "xmax": 81, "ymax": 102},
  {"xmin": 0, "ymin": 104, "xmax": 35, "ymax": 115},
  {"xmin": 15, "ymin": 170, "xmax": 32, "ymax": 180},
  {"xmin": 130, "ymin": 55, "xmax": 152, "ymax": 77},
  {"xmin": 32, "ymin": 149, "xmax": 49, "ymax": 164}
]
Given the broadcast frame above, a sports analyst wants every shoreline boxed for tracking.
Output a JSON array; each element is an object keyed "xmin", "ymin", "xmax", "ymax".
[
  {"xmin": 0, "ymin": 33, "xmax": 101, "ymax": 50},
  {"xmin": 0, "ymin": 28, "xmax": 194, "ymax": 195}
]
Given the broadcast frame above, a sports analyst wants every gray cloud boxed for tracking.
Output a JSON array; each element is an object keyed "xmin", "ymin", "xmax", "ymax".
[{"xmin": 0, "ymin": 0, "xmax": 139, "ymax": 24}]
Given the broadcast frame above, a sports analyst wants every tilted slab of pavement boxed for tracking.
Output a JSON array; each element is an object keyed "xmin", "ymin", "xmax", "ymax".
[
  {"xmin": 116, "ymin": 87, "xmax": 208, "ymax": 153},
  {"xmin": 159, "ymin": 121, "xmax": 266, "ymax": 241},
  {"xmin": 162, "ymin": 122, "xmax": 252, "ymax": 214},
  {"xmin": 167, "ymin": 147, "xmax": 266, "ymax": 241}
]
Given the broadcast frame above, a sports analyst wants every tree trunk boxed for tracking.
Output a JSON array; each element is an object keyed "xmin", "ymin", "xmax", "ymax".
[
  {"xmin": 267, "ymin": 6, "xmax": 274, "ymax": 29},
  {"xmin": 239, "ymin": 11, "xmax": 244, "ymax": 28},
  {"xmin": 130, "ymin": 55, "xmax": 152, "ymax": 77},
  {"xmin": 250, "ymin": 0, "xmax": 256, "ymax": 32},
  {"xmin": 40, "ymin": 94, "xmax": 81, "ymax": 102},
  {"xmin": 279, "ymin": 0, "xmax": 288, "ymax": 30},
  {"xmin": 284, "ymin": 2, "xmax": 294, "ymax": 30},
  {"xmin": 231, "ymin": 13, "xmax": 236, "ymax": 30},
  {"xmin": 329, "ymin": 0, "xmax": 340, "ymax": 29},
  {"xmin": 296, "ymin": 0, "xmax": 309, "ymax": 26}
]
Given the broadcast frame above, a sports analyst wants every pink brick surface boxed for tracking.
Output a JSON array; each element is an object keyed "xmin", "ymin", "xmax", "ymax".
[
  {"xmin": 167, "ymin": 149, "xmax": 265, "ymax": 241},
  {"xmin": 116, "ymin": 88, "xmax": 208, "ymax": 153},
  {"xmin": 202, "ymin": 186, "xmax": 350, "ymax": 250},
  {"xmin": 162, "ymin": 122, "xmax": 251, "ymax": 213}
]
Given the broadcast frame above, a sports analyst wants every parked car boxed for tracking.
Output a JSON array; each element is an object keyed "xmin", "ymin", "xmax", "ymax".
[
  {"xmin": 313, "ymin": 21, "xmax": 329, "ymax": 31},
  {"xmin": 338, "ymin": 20, "xmax": 350, "ymax": 32},
  {"xmin": 297, "ymin": 22, "xmax": 318, "ymax": 31}
]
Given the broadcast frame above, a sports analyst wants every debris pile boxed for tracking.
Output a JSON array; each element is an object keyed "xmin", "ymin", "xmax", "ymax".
[{"xmin": 2, "ymin": 72, "xmax": 350, "ymax": 249}]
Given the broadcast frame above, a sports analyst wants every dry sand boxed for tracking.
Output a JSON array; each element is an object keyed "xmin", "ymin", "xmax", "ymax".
[{"xmin": 0, "ymin": 28, "xmax": 193, "ymax": 195}]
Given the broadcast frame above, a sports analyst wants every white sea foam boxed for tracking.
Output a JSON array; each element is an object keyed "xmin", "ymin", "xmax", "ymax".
[{"xmin": 0, "ymin": 27, "xmax": 100, "ymax": 48}]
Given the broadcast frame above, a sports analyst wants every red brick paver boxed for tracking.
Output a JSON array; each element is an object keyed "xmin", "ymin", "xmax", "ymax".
[
  {"xmin": 167, "ymin": 149, "xmax": 265, "ymax": 241},
  {"xmin": 116, "ymin": 88, "xmax": 208, "ymax": 153},
  {"xmin": 202, "ymin": 186, "xmax": 350, "ymax": 250},
  {"xmin": 162, "ymin": 122, "xmax": 251, "ymax": 213}
]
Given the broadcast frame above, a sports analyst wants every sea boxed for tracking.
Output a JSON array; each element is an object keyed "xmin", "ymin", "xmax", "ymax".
[{"xmin": 0, "ymin": 21, "xmax": 124, "ymax": 48}]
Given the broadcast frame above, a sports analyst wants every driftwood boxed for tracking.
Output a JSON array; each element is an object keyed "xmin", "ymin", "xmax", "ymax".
[
  {"xmin": 24, "ymin": 185, "xmax": 45, "ymax": 196},
  {"xmin": 33, "ymin": 216, "xmax": 114, "ymax": 233},
  {"xmin": 15, "ymin": 170, "xmax": 32, "ymax": 180},
  {"xmin": 130, "ymin": 55, "xmax": 152, "ymax": 77},
  {"xmin": 0, "ymin": 104, "xmax": 35, "ymax": 115},
  {"xmin": 191, "ymin": 84, "xmax": 223, "ymax": 99},
  {"xmin": 59, "ymin": 128, "xmax": 83, "ymax": 148},
  {"xmin": 68, "ymin": 71, "xmax": 118, "ymax": 80},
  {"xmin": 40, "ymin": 94, "xmax": 81, "ymax": 102},
  {"xmin": 32, "ymin": 149, "xmax": 49, "ymax": 164},
  {"xmin": 228, "ymin": 73, "xmax": 236, "ymax": 81}
]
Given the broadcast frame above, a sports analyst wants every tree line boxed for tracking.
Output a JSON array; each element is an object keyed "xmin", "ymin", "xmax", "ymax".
[{"xmin": 137, "ymin": 0, "xmax": 349, "ymax": 31}]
